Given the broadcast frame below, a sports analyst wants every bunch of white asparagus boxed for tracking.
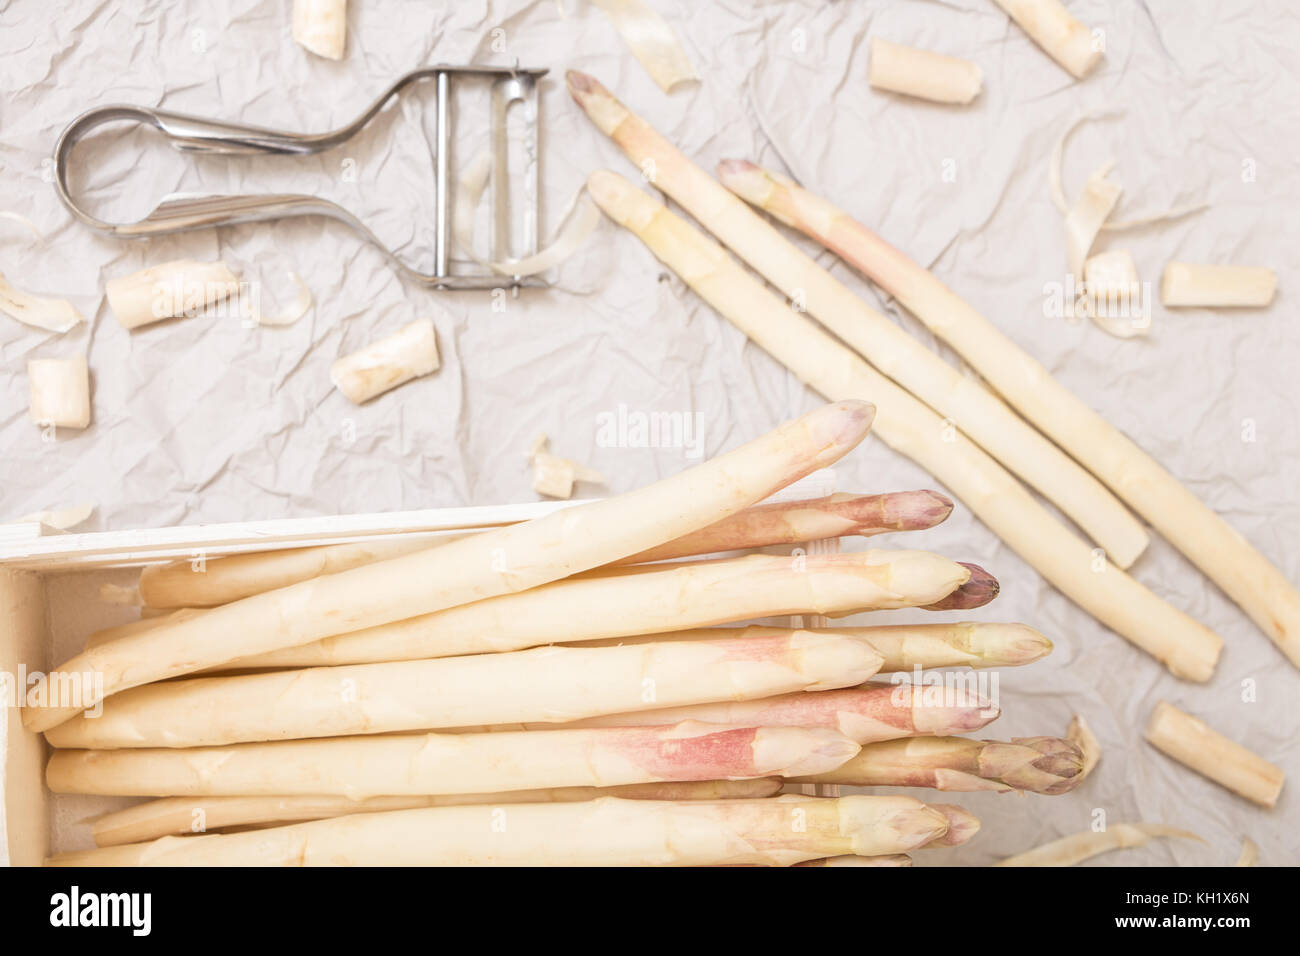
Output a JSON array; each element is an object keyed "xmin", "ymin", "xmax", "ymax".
[{"xmin": 33, "ymin": 403, "xmax": 1084, "ymax": 866}]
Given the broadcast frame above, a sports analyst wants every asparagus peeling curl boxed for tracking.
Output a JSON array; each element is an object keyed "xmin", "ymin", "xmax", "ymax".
[{"xmin": 24, "ymin": 400, "xmax": 875, "ymax": 731}]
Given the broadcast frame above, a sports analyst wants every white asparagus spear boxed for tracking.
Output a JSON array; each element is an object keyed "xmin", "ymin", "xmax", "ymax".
[
  {"xmin": 137, "ymin": 537, "xmax": 445, "ymax": 609},
  {"xmin": 50, "ymin": 794, "xmax": 951, "ymax": 866},
  {"xmin": 133, "ymin": 491, "xmax": 950, "ymax": 612},
  {"xmin": 46, "ymin": 722, "xmax": 861, "ymax": 798},
  {"xmin": 990, "ymin": 0, "xmax": 1103, "ymax": 79},
  {"xmin": 105, "ymin": 259, "xmax": 240, "ymax": 329},
  {"xmin": 292, "ymin": 0, "xmax": 347, "ymax": 60},
  {"xmin": 90, "ymin": 778, "xmax": 783, "ymax": 847},
  {"xmin": 717, "ymin": 162, "xmax": 1300, "ymax": 668},
  {"xmin": 585, "ymin": 169, "xmax": 1222, "ymax": 681},
  {"xmin": 1144, "ymin": 701, "xmax": 1285, "ymax": 808},
  {"xmin": 1160, "ymin": 262, "xmax": 1277, "ymax": 308},
  {"xmin": 46, "ymin": 630, "xmax": 884, "ymax": 749},
  {"xmin": 868, "ymin": 37, "xmax": 983, "ymax": 104},
  {"xmin": 568, "ymin": 71, "xmax": 1147, "ymax": 567},
  {"xmin": 24, "ymin": 400, "xmax": 874, "ymax": 732},
  {"xmin": 576, "ymin": 621, "xmax": 1053, "ymax": 671},
  {"xmin": 28, "ymin": 357, "xmax": 91, "ymax": 429},
  {"xmin": 543, "ymin": 683, "xmax": 998, "ymax": 744},
  {"xmin": 920, "ymin": 803, "xmax": 981, "ymax": 848},
  {"xmin": 216, "ymin": 550, "xmax": 968, "ymax": 670},
  {"xmin": 330, "ymin": 319, "xmax": 440, "ymax": 403},
  {"xmin": 995, "ymin": 823, "xmax": 1202, "ymax": 867}
]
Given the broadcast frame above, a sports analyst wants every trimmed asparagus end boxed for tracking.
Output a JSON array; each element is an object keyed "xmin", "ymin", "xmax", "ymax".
[
  {"xmin": 868, "ymin": 37, "xmax": 983, "ymax": 105},
  {"xmin": 1145, "ymin": 700, "xmax": 1285, "ymax": 807},
  {"xmin": 993, "ymin": 0, "xmax": 1103, "ymax": 80},
  {"xmin": 528, "ymin": 435, "xmax": 605, "ymax": 500},
  {"xmin": 330, "ymin": 319, "xmax": 440, "ymax": 404},
  {"xmin": 1160, "ymin": 262, "xmax": 1276, "ymax": 308},
  {"xmin": 105, "ymin": 259, "xmax": 240, "ymax": 329},
  {"xmin": 293, "ymin": 0, "xmax": 347, "ymax": 60},
  {"xmin": 28, "ymin": 356, "xmax": 91, "ymax": 430}
]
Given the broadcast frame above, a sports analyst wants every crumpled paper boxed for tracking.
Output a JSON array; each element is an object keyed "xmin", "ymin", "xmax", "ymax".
[{"xmin": 1, "ymin": 0, "xmax": 1296, "ymax": 865}]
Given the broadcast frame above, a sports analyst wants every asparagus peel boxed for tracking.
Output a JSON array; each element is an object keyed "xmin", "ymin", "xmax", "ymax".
[
  {"xmin": 568, "ymin": 71, "xmax": 1147, "ymax": 568},
  {"xmin": 795, "ymin": 854, "xmax": 912, "ymax": 867},
  {"xmin": 205, "ymin": 549, "xmax": 968, "ymax": 671},
  {"xmin": 46, "ymin": 722, "xmax": 861, "ymax": 798},
  {"xmin": 717, "ymin": 159, "xmax": 1300, "ymax": 669},
  {"xmin": 89, "ymin": 779, "xmax": 784, "ymax": 848},
  {"xmin": 535, "ymin": 683, "xmax": 999, "ymax": 744},
  {"xmin": 24, "ymin": 400, "xmax": 874, "ymax": 731},
  {"xmin": 790, "ymin": 736, "xmax": 1085, "ymax": 794},
  {"xmin": 995, "ymin": 823, "xmax": 1203, "ymax": 867},
  {"xmin": 583, "ymin": 167, "xmax": 1222, "ymax": 681},
  {"xmin": 47, "ymin": 630, "xmax": 884, "ymax": 750},
  {"xmin": 618, "ymin": 490, "xmax": 954, "ymax": 564},
  {"xmin": 48, "ymin": 795, "xmax": 952, "ymax": 867}
]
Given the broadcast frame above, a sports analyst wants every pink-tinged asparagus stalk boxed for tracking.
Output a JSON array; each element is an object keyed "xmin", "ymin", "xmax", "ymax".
[
  {"xmin": 48, "ymin": 794, "xmax": 951, "ymax": 867},
  {"xmin": 47, "ymin": 630, "xmax": 883, "ymax": 750},
  {"xmin": 790, "ymin": 736, "xmax": 1084, "ymax": 795},
  {"xmin": 46, "ymin": 722, "xmax": 861, "ymax": 798},
  {"xmin": 568, "ymin": 70, "xmax": 1147, "ymax": 569},
  {"xmin": 920, "ymin": 804, "xmax": 981, "ymax": 848},
  {"xmin": 924, "ymin": 562, "xmax": 999, "ymax": 611},
  {"xmin": 718, "ymin": 159, "xmax": 1300, "ymax": 670},
  {"xmin": 207, "ymin": 549, "xmax": 968, "ymax": 671},
  {"xmin": 990, "ymin": 0, "xmax": 1103, "ymax": 79},
  {"xmin": 618, "ymin": 490, "xmax": 953, "ymax": 564},
  {"xmin": 795, "ymin": 854, "xmax": 913, "ymax": 867},
  {"xmin": 582, "ymin": 167, "xmax": 1222, "ymax": 681},
  {"xmin": 535, "ymin": 683, "xmax": 999, "ymax": 744},
  {"xmin": 90, "ymin": 778, "xmax": 783, "ymax": 848},
  {"xmin": 24, "ymin": 400, "xmax": 874, "ymax": 732}
]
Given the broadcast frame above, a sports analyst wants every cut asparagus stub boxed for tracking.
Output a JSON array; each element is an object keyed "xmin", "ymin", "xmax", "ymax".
[
  {"xmin": 867, "ymin": 37, "xmax": 982, "ymax": 105},
  {"xmin": 1144, "ymin": 701, "xmax": 1285, "ymax": 808},
  {"xmin": 995, "ymin": 823, "xmax": 1202, "ymax": 867},
  {"xmin": 924, "ymin": 562, "xmax": 999, "ymax": 610},
  {"xmin": 28, "ymin": 357, "xmax": 91, "ymax": 430},
  {"xmin": 1066, "ymin": 713, "xmax": 1101, "ymax": 778},
  {"xmin": 1161, "ymin": 262, "xmax": 1277, "ymax": 308},
  {"xmin": 330, "ymin": 319, "xmax": 440, "ymax": 404},
  {"xmin": 292, "ymin": 0, "xmax": 346, "ymax": 59},
  {"xmin": 543, "ymin": 683, "xmax": 999, "ymax": 745},
  {"xmin": 587, "ymin": 169, "xmax": 1222, "ymax": 681},
  {"xmin": 0, "ymin": 272, "xmax": 85, "ymax": 332},
  {"xmin": 24, "ymin": 399, "xmax": 875, "ymax": 732},
  {"xmin": 137, "ymin": 537, "xmax": 445, "ymax": 609},
  {"xmin": 50, "ymin": 794, "xmax": 951, "ymax": 867},
  {"xmin": 47, "ymin": 630, "xmax": 884, "ymax": 750},
  {"xmin": 718, "ymin": 162, "xmax": 1300, "ymax": 668},
  {"xmin": 105, "ymin": 259, "xmax": 240, "ymax": 330},
  {"xmin": 921, "ymin": 804, "xmax": 980, "ymax": 848},
  {"xmin": 991, "ymin": 0, "xmax": 1103, "ymax": 79},
  {"xmin": 569, "ymin": 73, "xmax": 1147, "ymax": 568},
  {"xmin": 220, "ymin": 549, "xmax": 968, "ymax": 670},
  {"xmin": 791, "ymin": 735, "xmax": 1084, "ymax": 795},
  {"xmin": 16, "ymin": 502, "xmax": 95, "ymax": 530},
  {"xmin": 46, "ymin": 722, "xmax": 862, "ymax": 798},
  {"xmin": 795, "ymin": 854, "xmax": 912, "ymax": 867},
  {"xmin": 590, "ymin": 0, "xmax": 698, "ymax": 93},
  {"xmin": 1084, "ymin": 249, "xmax": 1149, "ymax": 338},
  {"xmin": 90, "ymin": 778, "xmax": 783, "ymax": 848},
  {"xmin": 626, "ymin": 490, "xmax": 954, "ymax": 563},
  {"xmin": 530, "ymin": 436, "xmax": 605, "ymax": 499}
]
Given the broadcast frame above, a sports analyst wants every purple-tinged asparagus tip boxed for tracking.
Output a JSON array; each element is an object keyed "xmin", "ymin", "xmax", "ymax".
[{"xmin": 924, "ymin": 562, "xmax": 999, "ymax": 611}]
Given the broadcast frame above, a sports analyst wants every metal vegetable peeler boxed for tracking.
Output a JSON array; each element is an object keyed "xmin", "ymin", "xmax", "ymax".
[{"xmin": 52, "ymin": 65, "xmax": 547, "ymax": 290}]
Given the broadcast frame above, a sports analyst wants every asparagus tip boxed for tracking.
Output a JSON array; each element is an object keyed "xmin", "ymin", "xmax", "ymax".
[{"xmin": 925, "ymin": 562, "xmax": 999, "ymax": 610}]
